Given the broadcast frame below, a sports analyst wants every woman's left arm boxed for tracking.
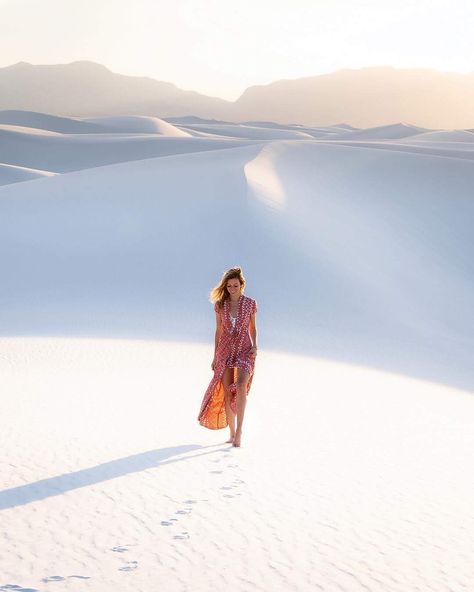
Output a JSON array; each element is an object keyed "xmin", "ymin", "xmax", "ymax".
[{"xmin": 249, "ymin": 311, "xmax": 258, "ymax": 357}]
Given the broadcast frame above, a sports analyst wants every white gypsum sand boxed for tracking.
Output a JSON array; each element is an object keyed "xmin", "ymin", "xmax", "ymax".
[
  {"xmin": 1, "ymin": 338, "xmax": 473, "ymax": 591},
  {"xmin": 0, "ymin": 113, "xmax": 473, "ymax": 591}
]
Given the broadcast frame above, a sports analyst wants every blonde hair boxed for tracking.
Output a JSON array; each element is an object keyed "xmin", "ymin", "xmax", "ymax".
[{"xmin": 210, "ymin": 266, "xmax": 246, "ymax": 308}]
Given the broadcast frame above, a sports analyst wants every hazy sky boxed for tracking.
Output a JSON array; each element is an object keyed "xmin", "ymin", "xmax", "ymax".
[{"xmin": 1, "ymin": 0, "xmax": 473, "ymax": 100}]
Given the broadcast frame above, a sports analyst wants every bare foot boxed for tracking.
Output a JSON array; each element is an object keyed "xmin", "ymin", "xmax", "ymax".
[
  {"xmin": 232, "ymin": 432, "xmax": 242, "ymax": 447},
  {"xmin": 226, "ymin": 435, "xmax": 235, "ymax": 444}
]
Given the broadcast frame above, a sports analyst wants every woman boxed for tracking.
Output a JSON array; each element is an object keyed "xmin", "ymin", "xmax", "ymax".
[{"xmin": 198, "ymin": 266, "xmax": 258, "ymax": 447}]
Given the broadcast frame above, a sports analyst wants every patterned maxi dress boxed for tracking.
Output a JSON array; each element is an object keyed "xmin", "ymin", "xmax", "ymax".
[{"xmin": 198, "ymin": 294, "xmax": 258, "ymax": 430}]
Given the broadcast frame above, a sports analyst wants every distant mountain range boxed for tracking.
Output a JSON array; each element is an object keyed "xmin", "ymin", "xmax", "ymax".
[{"xmin": 1, "ymin": 61, "xmax": 474, "ymax": 128}]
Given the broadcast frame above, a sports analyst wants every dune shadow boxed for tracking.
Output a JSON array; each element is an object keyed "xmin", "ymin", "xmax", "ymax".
[{"xmin": 0, "ymin": 443, "xmax": 224, "ymax": 511}]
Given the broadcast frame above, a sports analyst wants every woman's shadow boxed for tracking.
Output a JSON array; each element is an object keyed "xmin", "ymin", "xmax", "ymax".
[{"xmin": 0, "ymin": 443, "xmax": 226, "ymax": 511}]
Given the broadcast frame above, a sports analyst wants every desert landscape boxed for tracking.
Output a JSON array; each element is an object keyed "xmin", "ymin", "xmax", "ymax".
[{"xmin": 1, "ymin": 109, "xmax": 473, "ymax": 591}]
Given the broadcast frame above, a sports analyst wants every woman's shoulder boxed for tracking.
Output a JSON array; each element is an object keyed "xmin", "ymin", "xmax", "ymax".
[{"xmin": 243, "ymin": 295, "xmax": 258, "ymax": 311}]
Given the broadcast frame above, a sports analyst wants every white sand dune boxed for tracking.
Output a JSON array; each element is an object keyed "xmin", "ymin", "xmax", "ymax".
[
  {"xmin": 0, "ymin": 110, "xmax": 192, "ymax": 138},
  {"xmin": 0, "ymin": 109, "xmax": 111, "ymax": 133},
  {"xmin": 327, "ymin": 123, "xmax": 357, "ymax": 130},
  {"xmin": 240, "ymin": 120, "xmax": 343, "ymax": 133},
  {"xmin": 293, "ymin": 126, "xmax": 354, "ymax": 138},
  {"xmin": 177, "ymin": 122, "xmax": 315, "ymax": 140},
  {"xmin": 174, "ymin": 127, "xmax": 236, "ymax": 139},
  {"xmin": 164, "ymin": 116, "xmax": 231, "ymax": 125},
  {"xmin": 0, "ymin": 161, "xmax": 57, "ymax": 185},
  {"xmin": 178, "ymin": 121, "xmax": 336, "ymax": 140},
  {"xmin": 324, "ymin": 139, "xmax": 474, "ymax": 161},
  {"xmin": 244, "ymin": 141, "xmax": 474, "ymax": 383},
  {"xmin": 1, "ymin": 112, "xmax": 473, "ymax": 591},
  {"xmin": 399, "ymin": 129, "xmax": 474, "ymax": 143},
  {"xmin": 328, "ymin": 122, "xmax": 428, "ymax": 140},
  {"xmin": 0, "ymin": 134, "xmax": 473, "ymax": 383},
  {"xmin": 242, "ymin": 122, "xmax": 356, "ymax": 139},
  {"xmin": 0, "ymin": 123, "xmax": 63, "ymax": 136},
  {"xmin": 82, "ymin": 115, "xmax": 192, "ymax": 137},
  {"xmin": 0, "ymin": 125, "xmax": 257, "ymax": 176}
]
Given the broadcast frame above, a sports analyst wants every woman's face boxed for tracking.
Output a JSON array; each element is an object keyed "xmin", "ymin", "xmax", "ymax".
[{"xmin": 226, "ymin": 278, "xmax": 241, "ymax": 298}]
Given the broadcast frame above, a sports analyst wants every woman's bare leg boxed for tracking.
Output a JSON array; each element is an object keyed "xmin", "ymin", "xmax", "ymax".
[
  {"xmin": 222, "ymin": 367, "xmax": 236, "ymax": 443},
  {"xmin": 233, "ymin": 369, "xmax": 250, "ymax": 447}
]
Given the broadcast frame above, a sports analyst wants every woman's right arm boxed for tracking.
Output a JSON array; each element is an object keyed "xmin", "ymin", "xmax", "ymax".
[{"xmin": 212, "ymin": 308, "xmax": 222, "ymax": 370}]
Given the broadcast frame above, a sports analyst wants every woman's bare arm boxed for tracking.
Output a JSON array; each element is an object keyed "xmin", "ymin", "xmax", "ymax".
[
  {"xmin": 214, "ymin": 309, "xmax": 222, "ymax": 359},
  {"xmin": 249, "ymin": 312, "xmax": 258, "ymax": 351}
]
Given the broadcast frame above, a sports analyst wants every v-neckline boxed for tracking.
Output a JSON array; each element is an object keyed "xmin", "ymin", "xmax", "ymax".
[{"xmin": 227, "ymin": 294, "xmax": 242, "ymax": 321}]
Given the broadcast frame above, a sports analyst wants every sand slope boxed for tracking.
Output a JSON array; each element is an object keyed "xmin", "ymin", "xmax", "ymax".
[
  {"xmin": 1, "ymin": 112, "xmax": 474, "ymax": 591},
  {"xmin": 0, "ymin": 161, "xmax": 57, "ymax": 185},
  {"xmin": 2, "ymin": 129, "xmax": 472, "ymax": 388},
  {"xmin": 0, "ymin": 124, "xmax": 257, "ymax": 174},
  {"xmin": 83, "ymin": 115, "xmax": 192, "ymax": 136},
  {"xmin": 326, "ymin": 122, "xmax": 428, "ymax": 140}
]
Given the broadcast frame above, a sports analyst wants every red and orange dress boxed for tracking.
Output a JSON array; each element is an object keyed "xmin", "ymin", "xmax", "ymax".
[{"xmin": 198, "ymin": 294, "xmax": 258, "ymax": 429}]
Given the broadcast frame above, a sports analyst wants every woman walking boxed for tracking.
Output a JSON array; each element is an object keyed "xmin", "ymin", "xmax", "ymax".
[{"xmin": 198, "ymin": 267, "xmax": 258, "ymax": 447}]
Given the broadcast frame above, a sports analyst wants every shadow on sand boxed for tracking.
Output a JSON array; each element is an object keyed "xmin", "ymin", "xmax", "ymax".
[{"xmin": 0, "ymin": 443, "xmax": 227, "ymax": 511}]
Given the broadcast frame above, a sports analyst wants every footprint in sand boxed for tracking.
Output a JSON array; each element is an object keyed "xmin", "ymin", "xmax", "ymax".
[
  {"xmin": 221, "ymin": 477, "xmax": 246, "ymax": 498},
  {"xmin": 164, "ymin": 501, "xmax": 200, "ymax": 539},
  {"xmin": 118, "ymin": 561, "xmax": 138, "ymax": 572},
  {"xmin": 0, "ymin": 586, "xmax": 41, "ymax": 592},
  {"xmin": 161, "ymin": 520, "xmax": 175, "ymax": 526},
  {"xmin": 175, "ymin": 508, "xmax": 192, "ymax": 515},
  {"xmin": 37, "ymin": 575, "xmax": 91, "ymax": 585},
  {"xmin": 111, "ymin": 545, "xmax": 129, "ymax": 553}
]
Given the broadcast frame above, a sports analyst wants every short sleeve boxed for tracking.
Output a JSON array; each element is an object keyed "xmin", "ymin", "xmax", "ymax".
[
  {"xmin": 252, "ymin": 299, "xmax": 258, "ymax": 314},
  {"xmin": 214, "ymin": 301, "xmax": 220, "ymax": 313}
]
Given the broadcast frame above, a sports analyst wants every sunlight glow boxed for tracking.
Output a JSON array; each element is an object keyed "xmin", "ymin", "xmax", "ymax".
[{"xmin": 0, "ymin": 0, "xmax": 473, "ymax": 99}]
